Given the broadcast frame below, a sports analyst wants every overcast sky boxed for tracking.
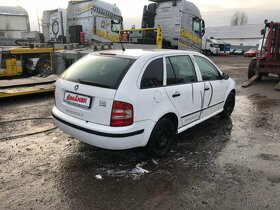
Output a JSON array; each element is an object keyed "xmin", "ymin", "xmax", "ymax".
[{"xmin": 1, "ymin": 0, "xmax": 279, "ymax": 30}]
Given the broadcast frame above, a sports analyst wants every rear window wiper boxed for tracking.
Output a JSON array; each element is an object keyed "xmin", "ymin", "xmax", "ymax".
[{"xmin": 78, "ymin": 79, "xmax": 111, "ymax": 88}]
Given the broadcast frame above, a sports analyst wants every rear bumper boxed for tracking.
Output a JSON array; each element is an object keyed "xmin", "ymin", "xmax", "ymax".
[{"xmin": 52, "ymin": 106, "xmax": 155, "ymax": 150}]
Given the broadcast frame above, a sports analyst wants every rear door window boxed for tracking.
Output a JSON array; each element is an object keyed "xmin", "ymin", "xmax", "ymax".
[
  {"xmin": 61, "ymin": 55, "xmax": 135, "ymax": 89},
  {"xmin": 140, "ymin": 58, "xmax": 163, "ymax": 89}
]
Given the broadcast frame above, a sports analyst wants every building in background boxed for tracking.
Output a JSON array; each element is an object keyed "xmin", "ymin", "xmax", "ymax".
[
  {"xmin": 0, "ymin": 6, "xmax": 30, "ymax": 45},
  {"xmin": 205, "ymin": 24, "xmax": 263, "ymax": 50}
]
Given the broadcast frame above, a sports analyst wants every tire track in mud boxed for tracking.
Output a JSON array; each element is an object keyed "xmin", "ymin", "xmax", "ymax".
[{"xmin": 0, "ymin": 118, "xmax": 57, "ymax": 141}]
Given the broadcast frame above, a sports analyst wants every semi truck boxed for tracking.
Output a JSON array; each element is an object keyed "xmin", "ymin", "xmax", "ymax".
[
  {"xmin": 201, "ymin": 37, "xmax": 220, "ymax": 55},
  {"xmin": 42, "ymin": 8, "xmax": 67, "ymax": 43},
  {"xmin": 140, "ymin": 0, "xmax": 205, "ymax": 51},
  {"xmin": 42, "ymin": 0, "xmax": 123, "ymax": 44}
]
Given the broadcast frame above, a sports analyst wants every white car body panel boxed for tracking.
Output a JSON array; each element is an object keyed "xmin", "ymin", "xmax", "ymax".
[
  {"xmin": 52, "ymin": 106, "xmax": 155, "ymax": 149},
  {"xmin": 55, "ymin": 79, "xmax": 116, "ymax": 125}
]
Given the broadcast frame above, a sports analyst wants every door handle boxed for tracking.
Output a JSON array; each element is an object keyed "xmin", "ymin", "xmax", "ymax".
[
  {"xmin": 172, "ymin": 92, "xmax": 181, "ymax": 97},
  {"xmin": 205, "ymin": 87, "xmax": 210, "ymax": 91}
]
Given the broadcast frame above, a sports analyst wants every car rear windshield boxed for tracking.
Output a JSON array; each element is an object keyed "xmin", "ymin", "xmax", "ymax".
[{"xmin": 60, "ymin": 55, "xmax": 135, "ymax": 89}]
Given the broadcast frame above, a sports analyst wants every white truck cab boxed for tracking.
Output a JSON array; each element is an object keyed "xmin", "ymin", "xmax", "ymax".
[
  {"xmin": 142, "ymin": 0, "xmax": 205, "ymax": 51},
  {"xmin": 202, "ymin": 37, "xmax": 220, "ymax": 55},
  {"xmin": 42, "ymin": 0, "xmax": 123, "ymax": 43}
]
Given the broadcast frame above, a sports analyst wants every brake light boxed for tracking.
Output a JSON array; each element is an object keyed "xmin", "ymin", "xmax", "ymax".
[{"xmin": 110, "ymin": 101, "xmax": 133, "ymax": 127}]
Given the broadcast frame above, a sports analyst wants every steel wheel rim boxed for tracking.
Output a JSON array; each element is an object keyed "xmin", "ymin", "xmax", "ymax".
[
  {"xmin": 155, "ymin": 125, "xmax": 172, "ymax": 150},
  {"xmin": 42, "ymin": 61, "xmax": 51, "ymax": 70}
]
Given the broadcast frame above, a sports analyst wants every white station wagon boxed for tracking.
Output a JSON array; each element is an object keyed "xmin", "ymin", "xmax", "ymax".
[{"xmin": 52, "ymin": 49, "xmax": 235, "ymax": 157}]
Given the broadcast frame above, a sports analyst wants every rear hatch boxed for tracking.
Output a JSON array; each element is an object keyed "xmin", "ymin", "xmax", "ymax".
[{"xmin": 55, "ymin": 54, "xmax": 135, "ymax": 126}]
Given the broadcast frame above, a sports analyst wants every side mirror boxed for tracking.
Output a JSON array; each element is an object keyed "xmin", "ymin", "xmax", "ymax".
[
  {"xmin": 201, "ymin": 19, "xmax": 205, "ymax": 36},
  {"xmin": 222, "ymin": 72, "xmax": 229, "ymax": 80}
]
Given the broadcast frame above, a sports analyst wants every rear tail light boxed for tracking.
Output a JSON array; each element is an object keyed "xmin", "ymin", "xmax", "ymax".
[{"xmin": 110, "ymin": 101, "xmax": 133, "ymax": 127}]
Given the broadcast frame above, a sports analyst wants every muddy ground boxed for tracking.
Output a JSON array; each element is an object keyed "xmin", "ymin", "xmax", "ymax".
[{"xmin": 0, "ymin": 56, "xmax": 279, "ymax": 210}]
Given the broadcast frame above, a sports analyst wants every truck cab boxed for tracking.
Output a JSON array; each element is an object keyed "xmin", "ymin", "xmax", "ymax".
[
  {"xmin": 43, "ymin": 0, "xmax": 123, "ymax": 44},
  {"xmin": 202, "ymin": 37, "xmax": 220, "ymax": 55},
  {"xmin": 142, "ymin": 0, "xmax": 205, "ymax": 51}
]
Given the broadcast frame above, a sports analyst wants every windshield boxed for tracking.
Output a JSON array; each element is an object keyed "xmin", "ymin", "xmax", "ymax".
[
  {"xmin": 210, "ymin": 44, "xmax": 220, "ymax": 48},
  {"xmin": 61, "ymin": 55, "xmax": 135, "ymax": 89},
  {"xmin": 111, "ymin": 20, "xmax": 122, "ymax": 33},
  {"xmin": 192, "ymin": 18, "xmax": 201, "ymax": 35}
]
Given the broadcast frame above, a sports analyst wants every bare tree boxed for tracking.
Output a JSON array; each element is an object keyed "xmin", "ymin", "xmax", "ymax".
[{"xmin": 231, "ymin": 11, "xmax": 248, "ymax": 26}]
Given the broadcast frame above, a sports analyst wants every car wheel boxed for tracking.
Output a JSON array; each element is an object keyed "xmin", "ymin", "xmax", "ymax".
[
  {"xmin": 35, "ymin": 55, "xmax": 52, "ymax": 75},
  {"xmin": 219, "ymin": 92, "xmax": 235, "ymax": 118},
  {"xmin": 146, "ymin": 118, "xmax": 175, "ymax": 158}
]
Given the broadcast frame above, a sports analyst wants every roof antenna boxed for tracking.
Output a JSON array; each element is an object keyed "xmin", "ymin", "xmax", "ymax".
[{"xmin": 119, "ymin": 33, "xmax": 125, "ymax": 52}]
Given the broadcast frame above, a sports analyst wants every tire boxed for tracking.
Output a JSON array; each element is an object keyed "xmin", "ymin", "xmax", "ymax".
[
  {"xmin": 35, "ymin": 55, "xmax": 51, "ymax": 75},
  {"xmin": 248, "ymin": 59, "xmax": 262, "ymax": 80},
  {"xmin": 39, "ymin": 33, "xmax": 45, "ymax": 43},
  {"xmin": 248, "ymin": 59, "xmax": 257, "ymax": 79},
  {"xmin": 58, "ymin": 35, "xmax": 66, "ymax": 44},
  {"xmin": 219, "ymin": 92, "xmax": 235, "ymax": 118},
  {"xmin": 146, "ymin": 118, "xmax": 175, "ymax": 158}
]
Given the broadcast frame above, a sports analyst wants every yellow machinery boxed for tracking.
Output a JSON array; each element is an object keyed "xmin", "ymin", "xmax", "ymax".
[
  {"xmin": 0, "ymin": 47, "xmax": 59, "ymax": 98},
  {"xmin": 0, "ymin": 47, "xmax": 55, "ymax": 77},
  {"xmin": 0, "ymin": 56, "xmax": 22, "ymax": 77},
  {"xmin": 119, "ymin": 28, "xmax": 162, "ymax": 49}
]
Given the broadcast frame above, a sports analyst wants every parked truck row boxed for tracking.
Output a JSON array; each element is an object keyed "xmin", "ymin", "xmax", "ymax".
[{"xmin": 0, "ymin": 0, "xmax": 207, "ymax": 76}]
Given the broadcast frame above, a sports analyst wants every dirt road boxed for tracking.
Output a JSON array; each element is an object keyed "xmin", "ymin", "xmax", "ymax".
[{"xmin": 0, "ymin": 56, "xmax": 279, "ymax": 210}]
